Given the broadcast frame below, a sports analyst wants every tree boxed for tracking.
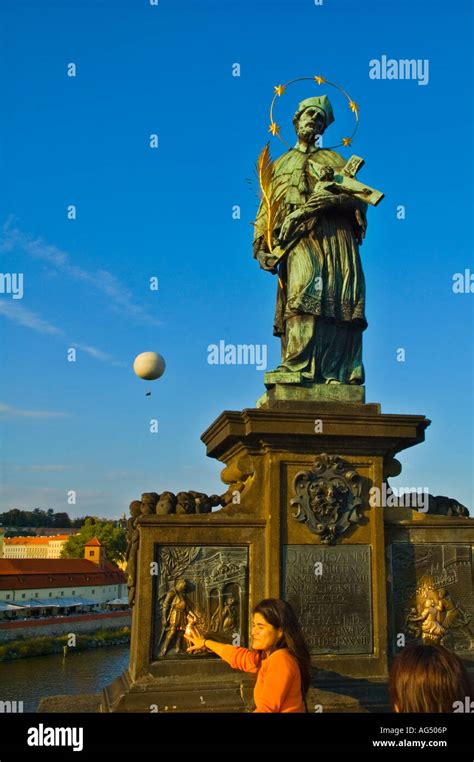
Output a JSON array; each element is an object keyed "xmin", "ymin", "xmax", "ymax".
[
  {"xmin": 71, "ymin": 515, "xmax": 95, "ymax": 527},
  {"xmin": 0, "ymin": 508, "xmax": 73, "ymax": 528},
  {"xmin": 61, "ymin": 518, "xmax": 127, "ymax": 565},
  {"xmin": 52, "ymin": 512, "xmax": 72, "ymax": 528}
]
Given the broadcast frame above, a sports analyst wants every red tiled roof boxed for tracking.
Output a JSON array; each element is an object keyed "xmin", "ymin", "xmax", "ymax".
[
  {"xmin": 0, "ymin": 559, "xmax": 126, "ymax": 590},
  {"xmin": 84, "ymin": 538, "xmax": 103, "ymax": 546}
]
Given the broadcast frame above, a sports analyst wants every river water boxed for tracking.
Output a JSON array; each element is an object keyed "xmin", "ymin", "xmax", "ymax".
[{"xmin": 0, "ymin": 644, "xmax": 130, "ymax": 712}]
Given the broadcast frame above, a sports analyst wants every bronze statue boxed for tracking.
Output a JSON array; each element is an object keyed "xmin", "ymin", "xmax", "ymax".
[
  {"xmin": 253, "ymin": 94, "xmax": 383, "ymax": 385},
  {"xmin": 158, "ymin": 579, "xmax": 199, "ymax": 656},
  {"xmin": 222, "ymin": 595, "xmax": 237, "ymax": 632},
  {"xmin": 405, "ymin": 582, "xmax": 473, "ymax": 649},
  {"xmin": 416, "ymin": 597, "xmax": 447, "ymax": 644}
]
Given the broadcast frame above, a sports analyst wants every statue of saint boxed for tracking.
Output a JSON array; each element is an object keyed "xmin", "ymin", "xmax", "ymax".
[
  {"xmin": 158, "ymin": 579, "xmax": 198, "ymax": 656},
  {"xmin": 253, "ymin": 94, "xmax": 381, "ymax": 385}
]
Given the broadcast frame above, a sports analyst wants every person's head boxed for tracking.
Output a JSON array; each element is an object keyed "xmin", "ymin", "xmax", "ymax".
[
  {"xmin": 251, "ymin": 598, "xmax": 312, "ymax": 694},
  {"xmin": 294, "ymin": 106, "xmax": 326, "ymax": 144},
  {"xmin": 292, "ymin": 95, "xmax": 334, "ymax": 146},
  {"xmin": 251, "ymin": 607, "xmax": 283, "ymax": 653},
  {"xmin": 389, "ymin": 644, "xmax": 472, "ymax": 713},
  {"xmin": 129, "ymin": 500, "xmax": 141, "ymax": 519}
]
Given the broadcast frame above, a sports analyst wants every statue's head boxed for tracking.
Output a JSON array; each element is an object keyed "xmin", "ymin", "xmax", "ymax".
[
  {"xmin": 175, "ymin": 579, "xmax": 186, "ymax": 592},
  {"xmin": 129, "ymin": 500, "xmax": 142, "ymax": 519},
  {"xmin": 293, "ymin": 95, "xmax": 334, "ymax": 144}
]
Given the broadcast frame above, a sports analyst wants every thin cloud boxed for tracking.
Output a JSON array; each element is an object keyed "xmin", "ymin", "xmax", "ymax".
[
  {"xmin": 12, "ymin": 464, "xmax": 72, "ymax": 473},
  {"xmin": 73, "ymin": 342, "xmax": 127, "ymax": 368},
  {"xmin": 0, "ymin": 293, "xmax": 126, "ymax": 368},
  {"xmin": 0, "ymin": 302, "xmax": 63, "ymax": 335},
  {"xmin": 1, "ymin": 217, "xmax": 161, "ymax": 326},
  {"xmin": 0, "ymin": 403, "xmax": 71, "ymax": 419}
]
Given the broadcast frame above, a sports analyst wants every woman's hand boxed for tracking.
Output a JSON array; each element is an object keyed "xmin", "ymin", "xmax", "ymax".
[{"xmin": 184, "ymin": 624, "xmax": 206, "ymax": 653}]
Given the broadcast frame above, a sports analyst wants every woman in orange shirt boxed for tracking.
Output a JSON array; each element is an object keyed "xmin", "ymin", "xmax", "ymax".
[{"xmin": 185, "ymin": 598, "xmax": 311, "ymax": 713}]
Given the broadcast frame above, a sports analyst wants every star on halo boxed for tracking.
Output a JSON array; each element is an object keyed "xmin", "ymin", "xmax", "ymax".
[{"xmin": 349, "ymin": 100, "xmax": 359, "ymax": 119}]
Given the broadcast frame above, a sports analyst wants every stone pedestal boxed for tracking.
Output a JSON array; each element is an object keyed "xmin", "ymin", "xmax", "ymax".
[
  {"xmin": 258, "ymin": 379, "xmax": 366, "ymax": 406},
  {"xmin": 199, "ymin": 399, "xmax": 430, "ymax": 681},
  {"xmin": 101, "ymin": 396, "xmax": 433, "ymax": 712}
]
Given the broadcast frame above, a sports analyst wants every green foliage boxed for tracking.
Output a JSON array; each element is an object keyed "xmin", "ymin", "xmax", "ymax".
[
  {"xmin": 0, "ymin": 627, "xmax": 131, "ymax": 661},
  {"xmin": 0, "ymin": 508, "xmax": 67, "ymax": 528},
  {"xmin": 60, "ymin": 518, "xmax": 127, "ymax": 565},
  {"xmin": 0, "ymin": 509, "xmax": 123, "ymax": 530}
]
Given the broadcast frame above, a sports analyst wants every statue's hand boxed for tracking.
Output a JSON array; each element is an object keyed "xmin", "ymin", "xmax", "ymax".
[
  {"xmin": 279, "ymin": 209, "xmax": 306, "ymax": 243},
  {"xmin": 306, "ymin": 188, "xmax": 338, "ymax": 211},
  {"xmin": 308, "ymin": 188, "xmax": 358, "ymax": 212},
  {"xmin": 256, "ymin": 250, "xmax": 279, "ymax": 274}
]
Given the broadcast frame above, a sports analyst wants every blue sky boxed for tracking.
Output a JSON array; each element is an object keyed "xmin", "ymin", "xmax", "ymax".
[{"xmin": 0, "ymin": 0, "xmax": 473, "ymax": 519}]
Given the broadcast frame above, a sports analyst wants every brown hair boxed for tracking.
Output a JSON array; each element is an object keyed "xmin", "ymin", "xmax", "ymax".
[
  {"xmin": 252, "ymin": 598, "xmax": 312, "ymax": 696},
  {"xmin": 389, "ymin": 644, "xmax": 472, "ymax": 712}
]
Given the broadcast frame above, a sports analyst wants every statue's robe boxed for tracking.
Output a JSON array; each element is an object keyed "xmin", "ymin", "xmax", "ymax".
[{"xmin": 253, "ymin": 144, "xmax": 368, "ymax": 384}]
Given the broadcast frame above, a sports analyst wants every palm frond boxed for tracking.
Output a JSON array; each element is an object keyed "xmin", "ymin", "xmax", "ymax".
[{"xmin": 256, "ymin": 142, "xmax": 285, "ymax": 253}]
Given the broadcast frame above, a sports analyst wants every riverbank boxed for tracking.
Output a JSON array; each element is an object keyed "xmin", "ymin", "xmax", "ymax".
[
  {"xmin": 0, "ymin": 642, "xmax": 130, "ymax": 712},
  {"xmin": 0, "ymin": 625, "xmax": 130, "ymax": 661}
]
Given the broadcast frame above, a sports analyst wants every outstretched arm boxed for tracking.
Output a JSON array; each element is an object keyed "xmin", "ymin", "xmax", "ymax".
[{"xmin": 185, "ymin": 626, "xmax": 260, "ymax": 673}]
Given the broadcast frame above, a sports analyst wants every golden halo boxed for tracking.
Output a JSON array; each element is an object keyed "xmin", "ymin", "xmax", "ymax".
[{"xmin": 269, "ymin": 75, "xmax": 359, "ymax": 150}]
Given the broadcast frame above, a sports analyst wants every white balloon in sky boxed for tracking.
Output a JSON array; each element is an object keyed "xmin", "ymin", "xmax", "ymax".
[{"xmin": 133, "ymin": 352, "xmax": 166, "ymax": 381}]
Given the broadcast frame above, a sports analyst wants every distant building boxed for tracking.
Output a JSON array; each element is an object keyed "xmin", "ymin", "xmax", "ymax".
[
  {"xmin": 2, "ymin": 534, "xmax": 73, "ymax": 559},
  {"xmin": 0, "ymin": 537, "xmax": 128, "ymax": 619}
]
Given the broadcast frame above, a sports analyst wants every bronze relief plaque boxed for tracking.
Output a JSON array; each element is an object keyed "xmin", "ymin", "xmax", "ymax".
[
  {"xmin": 152, "ymin": 545, "xmax": 249, "ymax": 659},
  {"xmin": 389, "ymin": 543, "xmax": 474, "ymax": 654}
]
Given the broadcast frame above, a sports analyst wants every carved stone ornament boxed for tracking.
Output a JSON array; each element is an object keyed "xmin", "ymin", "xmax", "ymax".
[
  {"xmin": 290, "ymin": 454, "xmax": 363, "ymax": 543},
  {"xmin": 125, "ymin": 458, "xmax": 254, "ymax": 607}
]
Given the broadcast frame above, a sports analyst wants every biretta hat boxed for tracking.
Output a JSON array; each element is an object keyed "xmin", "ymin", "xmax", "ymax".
[{"xmin": 293, "ymin": 95, "xmax": 335, "ymax": 127}]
